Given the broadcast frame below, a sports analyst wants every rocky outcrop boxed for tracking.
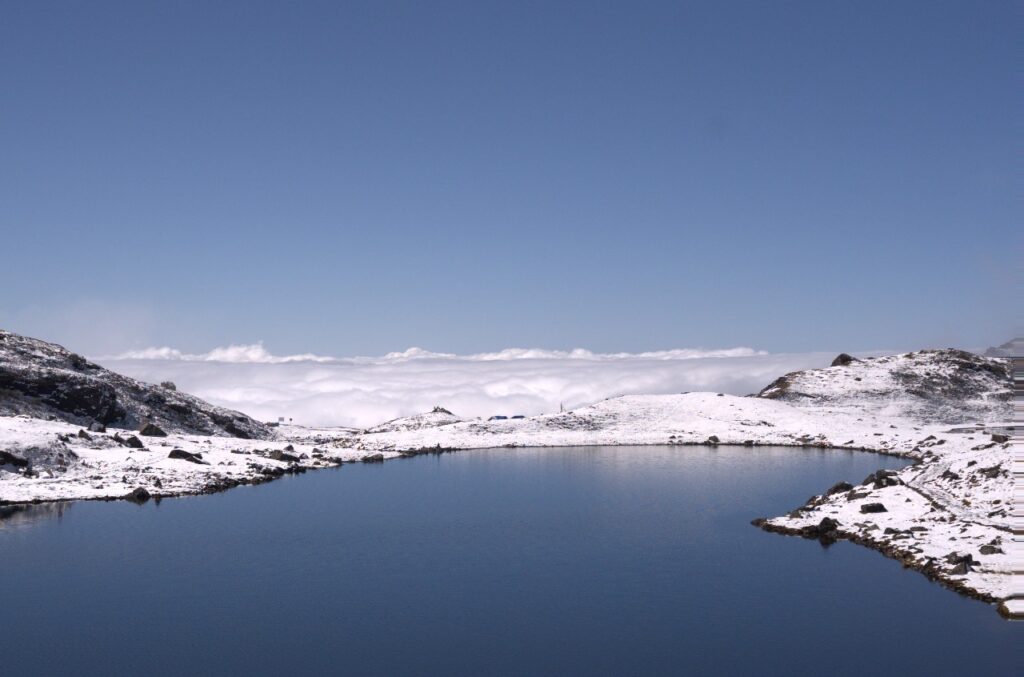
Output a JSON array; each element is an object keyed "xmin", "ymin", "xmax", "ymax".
[
  {"xmin": 830, "ymin": 353, "xmax": 858, "ymax": 366},
  {"xmin": 0, "ymin": 329, "xmax": 271, "ymax": 439}
]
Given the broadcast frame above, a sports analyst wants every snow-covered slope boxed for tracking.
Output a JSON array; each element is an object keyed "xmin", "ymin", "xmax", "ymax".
[
  {"xmin": 363, "ymin": 406, "xmax": 464, "ymax": 434},
  {"xmin": 0, "ymin": 329, "xmax": 270, "ymax": 439}
]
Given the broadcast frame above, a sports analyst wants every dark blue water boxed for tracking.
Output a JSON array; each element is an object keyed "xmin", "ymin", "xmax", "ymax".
[{"xmin": 1, "ymin": 446, "xmax": 1018, "ymax": 676}]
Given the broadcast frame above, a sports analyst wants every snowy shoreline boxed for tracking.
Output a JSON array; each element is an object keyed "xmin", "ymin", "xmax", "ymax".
[{"xmin": 1, "ymin": 347, "xmax": 1015, "ymax": 616}]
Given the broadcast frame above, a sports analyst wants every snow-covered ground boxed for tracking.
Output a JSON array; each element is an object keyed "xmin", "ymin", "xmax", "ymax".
[{"xmin": 1, "ymin": 347, "xmax": 1015, "ymax": 615}]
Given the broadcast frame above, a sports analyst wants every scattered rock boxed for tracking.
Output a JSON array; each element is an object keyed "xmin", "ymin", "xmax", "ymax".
[
  {"xmin": 88, "ymin": 421, "xmax": 106, "ymax": 433},
  {"xmin": 706, "ymin": 435, "xmax": 720, "ymax": 445},
  {"xmin": 831, "ymin": 353, "xmax": 858, "ymax": 367},
  {"xmin": 361, "ymin": 453, "xmax": 385, "ymax": 463},
  {"xmin": 979, "ymin": 545, "xmax": 1004, "ymax": 555},
  {"xmin": 124, "ymin": 435, "xmax": 144, "ymax": 449},
  {"xmin": 990, "ymin": 433, "xmax": 1008, "ymax": 444},
  {"xmin": 159, "ymin": 381, "xmax": 177, "ymax": 391},
  {"xmin": 77, "ymin": 429, "xmax": 92, "ymax": 440},
  {"xmin": 860, "ymin": 503, "xmax": 887, "ymax": 514}
]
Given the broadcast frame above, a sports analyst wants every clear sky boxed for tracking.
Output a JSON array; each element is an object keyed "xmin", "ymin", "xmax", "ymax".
[{"xmin": 1, "ymin": 0, "xmax": 1019, "ymax": 356}]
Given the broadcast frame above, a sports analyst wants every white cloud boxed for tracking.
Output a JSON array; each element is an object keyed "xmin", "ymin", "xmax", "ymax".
[
  {"xmin": 96, "ymin": 345, "xmax": 843, "ymax": 429},
  {"xmin": 109, "ymin": 342, "xmax": 335, "ymax": 363}
]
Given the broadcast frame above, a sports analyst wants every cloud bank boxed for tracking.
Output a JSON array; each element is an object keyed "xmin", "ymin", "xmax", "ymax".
[{"xmin": 97, "ymin": 345, "xmax": 843, "ymax": 429}]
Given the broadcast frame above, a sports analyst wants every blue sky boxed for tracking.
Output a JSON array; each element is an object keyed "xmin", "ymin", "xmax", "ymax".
[{"xmin": 1, "ymin": 1, "xmax": 1019, "ymax": 356}]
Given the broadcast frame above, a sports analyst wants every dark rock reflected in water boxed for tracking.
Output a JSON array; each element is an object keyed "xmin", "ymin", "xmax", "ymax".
[
  {"xmin": 0, "ymin": 501, "xmax": 72, "ymax": 530},
  {"xmin": 0, "ymin": 446, "xmax": 1019, "ymax": 676}
]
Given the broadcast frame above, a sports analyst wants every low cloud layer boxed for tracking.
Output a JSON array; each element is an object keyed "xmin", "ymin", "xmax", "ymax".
[{"xmin": 97, "ymin": 345, "xmax": 844, "ymax": 429}]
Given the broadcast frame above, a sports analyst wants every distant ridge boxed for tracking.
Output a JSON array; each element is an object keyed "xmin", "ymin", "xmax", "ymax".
[{"xmin": 983, "ymin": 338, "xmax": 1023, "ymax": 358}]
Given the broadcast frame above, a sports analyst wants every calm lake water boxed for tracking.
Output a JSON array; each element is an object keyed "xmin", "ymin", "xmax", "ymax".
[{"xmin": 1, "ymin": 446, "xmax": 1019, "ymax": 676}]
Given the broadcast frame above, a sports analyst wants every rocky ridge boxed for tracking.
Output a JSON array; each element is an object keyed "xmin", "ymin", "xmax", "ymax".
[{"xmin": 0, "ymin": 329, "xmax": 270, "ymax": 439}]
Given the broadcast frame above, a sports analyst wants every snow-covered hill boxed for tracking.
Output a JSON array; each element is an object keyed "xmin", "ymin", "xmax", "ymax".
[
  {"xmin": 362, "ymin": 406, "xmax": 464, "ymax": 434},
  {"xmin": 757, "ymin": 349, "xmax": 1010, "ymax": 422},
  {"xmin": 0, "ymin": 329, "xmax": 270, "ymax": 439}
]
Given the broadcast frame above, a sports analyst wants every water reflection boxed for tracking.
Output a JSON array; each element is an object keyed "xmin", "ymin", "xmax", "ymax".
[{"xmin": 0, "ymin": 501, "xmax": 72, "ymax": 530}]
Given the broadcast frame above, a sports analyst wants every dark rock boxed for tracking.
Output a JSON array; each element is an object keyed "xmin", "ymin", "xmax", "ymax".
[
  {"xmin": 948, "ymin": 561, "xmax": 970, "ymax": 576},
  {"xmin": 124, "ymin": 435, "xmax": 144, "ymax": 449},
  {"xmin": 941, "ymin": 470, "xmax": 960, "ymax": 481},
  {"xmin": 283, "ymin": 444, "xmax": 295, "ymax": 452},
  {"xmin": 817, "ymin": 517, "xmax": 839, "ymax": 532},
  {"xmin": 706, "ymin": 435, "xmax": 720, "ymax": 445},
  {"xmin": 126, "ymin": 487, "xmax": 151, "ymax": 503},
  {"xmin": 859, "ymin": 503, "xmax": 887, "ymax": 514},
  {"xmin": 159, "ymin": 381, "xmax": 177, "ymax": 391},
  {"xmin": 77, "ymin": 429, "xmax": 92, "ymax": 440},
  {"xmin": 361, "ymin": 453, "xmax": 385, "ymax": 463},
  {"xmin": 990, "ymin": 433, "xmax": 1008, "ymax": 444},
  {"xmin": 138, "ymin": 422, "xmax": 167, "ymax": 437},
  {"xmin": 167, "ymin": 449, "xmax": 205, "ymax": 464},
  {"xmin": 799, "ymin": 517, "xmax": 841, "ymax": 543},
  {"xmin": 978, "ymin": 464, "xmax": 1003, "ymax": 479},
  {"xmin": 268, "ymin": 449, "xmax": 299, "ymax": 463},
  {"xmin": 222, "ymin": 421, "xmax": 251, "ymax": 439},
  {"xmin": 979, "ymin": 545, "xmax": 1004, "ymax": 555},
  {"xmin": 831, "ymin": 353, "xmax": 858, "ymax": 367},
  {"xmin": 0, "ymin": 450, "xmax": 30, "ymax": 468},
  {"xmin": 88, "ymin": 421, "xmax": 106, "ymax": 433},
  {"xmin": 825, "ymin": 481, "xmax": 853, "ymax": 496},
  {"xmin": 863, "ymin": 468, "xmax": 900, "ymax": 489},
  {"xmin": 944, "ymin": 553, "xmax": 974, "ymax": 575}
]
